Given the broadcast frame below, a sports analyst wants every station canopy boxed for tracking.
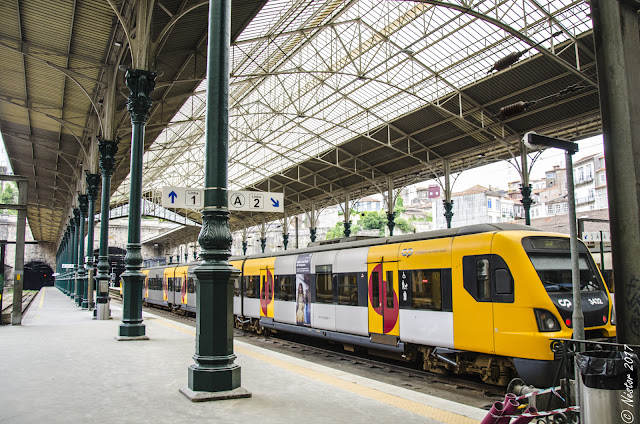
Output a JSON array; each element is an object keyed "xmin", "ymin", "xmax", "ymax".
[{"xmin": 0, "ymin": 0, "xmax": 600, "ymax": 241}]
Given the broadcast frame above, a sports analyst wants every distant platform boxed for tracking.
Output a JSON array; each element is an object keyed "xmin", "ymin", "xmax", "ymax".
[{"xmin": 0, "ymin": 287, "xmax": 487, "ymax": 424}]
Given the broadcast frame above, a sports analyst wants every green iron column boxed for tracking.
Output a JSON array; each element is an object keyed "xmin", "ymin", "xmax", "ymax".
[
  {"xmin": 65, "ymin": 228, "xmax": 71, "ymax": 295},
  {"xmin": 78, "ymin": 194, "xmax": 89, "ymax": 309},
  {"xmin": 443, "ymin": 201, "xmax": 454, "ymax": 228},
  {"xmin": 72, "ymin": 210, "xmax": 80, "ymax": 304},
  {"xmin": 180, "ymin": 0, "xmax": 250, "ymax": 401},
  {"xmin": 61, "ymin": 230, "xmax": 67, "ymax": 294},
  {"xmin": 96, "ymin": 139, "xmax": 118, "ymax": 320},
  {"xmin": 520, "ymin": 184, "xmax": 533, "ymax": 225},
  {"xmin": 118, "ymin": 68, "xmax": 156, "ymax": 340},
  {"xmin": 59, "ymin": 231, "xmax": 66, "ymax": 293},
  {"xmin": 86, "ymin": 173, "xmax": 100, "ymax": 309},
  {"xmin": 69, "ymin": 217, "xmax": 76, "ymax": 299}
]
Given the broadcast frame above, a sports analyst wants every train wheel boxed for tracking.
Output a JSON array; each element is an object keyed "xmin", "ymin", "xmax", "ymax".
[{"xmin": 480, "ymin": 357, "xmax": 512, "ymax": 386}]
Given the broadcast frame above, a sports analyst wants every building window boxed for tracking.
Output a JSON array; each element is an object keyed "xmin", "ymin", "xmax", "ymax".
[
  {"xmin": 555, "ymin": 204, "xmax": 562, "ymax": 214},
  {"xmin": 488, "ymin": 199, "xmax": 492, "ymax": 209},
  {"xmin": 563, "ymin": 203, "xmax": 569, "ymax": 213},
  {"xmin": 600, "ymin": 174, "xmax": 605, "ymax": 183},
  {"xmin": 547, "ymin": 205, "xmax": 553, "ymax": 215}
]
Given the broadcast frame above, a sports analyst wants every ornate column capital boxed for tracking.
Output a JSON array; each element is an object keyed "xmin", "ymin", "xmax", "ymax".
[
  {"xmin": 125, "ymin": 69, "xmax": 157, "ymax": 123},
  {"xmin": 344, "ymin": 220, "xmax": 352, "ymax": 238},
  {"xmin": 73, "ymin": 208, "xmax": 80, "ymax": 226},
  {"xmin": 86, "ymin": 173, "xmax": 101, "ymax": 200},
  {"xmin": 98, "ymin": 139, "xmax": 118, "ymax": 176},
  {"xmin": 198, "ymin": 210, "xmax": 232, "ymax": 262},
  {"xmin": 78, "ymin": 194, "xmax": 88, "ymax": 216}
]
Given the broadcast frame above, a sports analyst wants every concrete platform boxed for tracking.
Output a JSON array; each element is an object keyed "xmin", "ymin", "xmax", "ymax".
[{"xmin": 0, "ymin": 287, "xmax": 487, "ymax": 424}]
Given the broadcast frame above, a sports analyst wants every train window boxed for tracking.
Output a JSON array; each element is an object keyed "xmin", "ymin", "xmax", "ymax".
[
  {"xmin": 244, "ymin": 275, "xmax": 260, "ymax": 298},
  {"xmin": 477, "ymin": 259, "xmax": 491, "ymax": 301},
  {"xmin": 168, "ymin": 278, "xmax": 174, "ymax": 292},
  {"xmin": 175, "ymin": 277, "xmax": 182, "ymax": 292},
  {"xmin": 528, "ymin": 253, "xmax": 604, "ymax": 293},
  {"xmin": 337, "ymin": 273, "xmax": 358, "ymax": 306},
  {"xmin": 386, "ymin": 271, "xmax": 394, "ymax": 308},
  {"xmin": 188, "ymin": 277, "xmax": 196, "ymax": 293},
  {"xmin": 275, "ymin": 275, "xmax": 294, "ymax": 301},
  {"xmin": 410, "ymin": 269, "xmax": 442, "ymax": 310},
  {"xmin": 371, "ymin": 271, "xmax": 380, "ymax": 307},
  {"xmin": 315, "ymin": 265, "xmax": 333, "ymax": 304}
]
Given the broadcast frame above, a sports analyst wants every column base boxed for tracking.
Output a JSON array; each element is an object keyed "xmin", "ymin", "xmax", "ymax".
[
  {"xmin": 187, "ymin": 363, "xmax": 242, "ymax": 393},
  {"xmin": 81, "ymin": 300, "xmax": 89, "ymax": 309},
  {"xmin": 115, "ymin": 335, "xmax": 149, "ymax": 341},
  {"xmin": 118, "ymin": 323, "xmax": 146, "ymax": 338},
  {"xmin": 179, "ymin": 386, "xmax": 251, "ymax": 403}
]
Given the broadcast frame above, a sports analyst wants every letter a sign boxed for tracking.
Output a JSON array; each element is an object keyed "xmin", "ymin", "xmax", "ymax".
[{"xmin": 227, "ymin": 190, "xmax": 283, "ymax": 213}]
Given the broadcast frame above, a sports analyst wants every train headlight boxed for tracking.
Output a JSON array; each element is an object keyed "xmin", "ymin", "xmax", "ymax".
[{"xmin": 534, "ymin": 309, "xmax": 561, "ymax": 332}]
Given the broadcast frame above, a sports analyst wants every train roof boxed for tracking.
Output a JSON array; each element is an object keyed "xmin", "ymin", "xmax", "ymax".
[{"xmin": 230, "ymin": 223, "xmax": 542, "ymax": 261}]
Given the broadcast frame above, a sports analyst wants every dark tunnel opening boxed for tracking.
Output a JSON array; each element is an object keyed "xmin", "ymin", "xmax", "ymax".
[{"xmin": 24, "ymin": 261, "xmax": 54, "ymax": 290}]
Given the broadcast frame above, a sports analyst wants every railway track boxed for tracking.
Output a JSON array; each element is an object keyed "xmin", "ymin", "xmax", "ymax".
[
  {"xmin": 1, "ymin": 289, "xmax": 38, "ymax": 324},
  {"xmin": 123, "ymin": 297, "xmax": 503, "ymax": 408}
]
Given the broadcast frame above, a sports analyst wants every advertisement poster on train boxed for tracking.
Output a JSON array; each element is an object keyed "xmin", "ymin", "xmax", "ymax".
[{"xmin": 296, "ymin": 254, "xmax": 312, "ymax": 326}]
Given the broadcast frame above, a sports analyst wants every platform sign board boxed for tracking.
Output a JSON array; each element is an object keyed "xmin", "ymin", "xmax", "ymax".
[
  {"xmin": 228, "ymin": 191, "xmax": 284, "ymax": 213},
  {"xmin": 162, "ymin": 187, "xmax": 203, "ymax": 209},
  {"xmin": 62, "ymin": 264, "xmax": 74, "ymax": 269},
  {"xmin": 582, "ymin": 231, "xmax": 610, "ymax": 243}
]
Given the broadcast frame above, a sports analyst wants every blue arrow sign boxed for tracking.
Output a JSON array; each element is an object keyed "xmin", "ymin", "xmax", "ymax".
[
  {"xmin": 271, "ymin": 198, "xmax": 279, "ymax": 208},
  {"xmin": 168, "ymin": 191, "xmax": 178, "ymax": 204}
]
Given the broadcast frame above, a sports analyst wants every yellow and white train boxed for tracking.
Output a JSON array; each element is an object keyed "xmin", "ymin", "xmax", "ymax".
[{"xmin": 141, "ymin": 223, "xmax": 615, "ymax": 386}]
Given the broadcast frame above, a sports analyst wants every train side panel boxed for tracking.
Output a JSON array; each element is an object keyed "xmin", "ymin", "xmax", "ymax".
[
  {"xmin": 145, "ymin": 266, "xmax": 166, "ymax": 307},
  {"xmin": 397, "ymin": 237, "xmax": 454, "ymax": 348},
  {"xmin": 242, "ymin": 258, "xmax": 265, "ymax": 319},
  {"xmin": 273, "ymin": 255, "xmax": 296, "ymax": 324},
  {"xmin": 310, "ymin": 251, "xmax": 337, "ymax": 331},
  {"xmin": 451, "ymin": 233, "xmax": 495, "ymax": 354},
  {"xmin": 230, "ymin": 260, "xmax": 243, "ymax": 316},
  {"xmin": 174, "ymin": 265, "xmax": 189, "ymax": 309},
  {"xmin": 335, "ymin": 247, "xmax": 368, "ymax": 336}
]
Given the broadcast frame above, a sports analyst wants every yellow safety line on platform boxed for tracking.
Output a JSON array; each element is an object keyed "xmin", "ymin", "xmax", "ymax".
[
  {"xmin": 34, "ymin": 287, "xmax": 46, "ymax": 321},
  {"xmin": 153, "ymin": 319, "xmax": 477, "ymax": 424},
  {"xmin": 39, "ymin": 287, "xmax": 46, "ymax": 308}
]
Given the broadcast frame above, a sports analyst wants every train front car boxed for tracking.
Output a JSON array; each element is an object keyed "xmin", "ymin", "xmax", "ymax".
[{"xmin": 490, "ymin": 230, "xmax": 615, "ymax": 387}]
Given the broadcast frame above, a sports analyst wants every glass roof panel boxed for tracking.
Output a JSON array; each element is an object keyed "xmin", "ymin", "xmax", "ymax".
[{"xmin": 113, "ymin": 0, "xmax": 595, "ymax": 204}]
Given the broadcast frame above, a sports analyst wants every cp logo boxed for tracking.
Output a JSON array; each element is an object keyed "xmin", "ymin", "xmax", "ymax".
[
  {"xmin": 558, "ymin": 299, "xmax": 572, "ymax": 308},
  {"xmin": 401, "ymin": 248, "xmax": 413, "ymax": 258}
]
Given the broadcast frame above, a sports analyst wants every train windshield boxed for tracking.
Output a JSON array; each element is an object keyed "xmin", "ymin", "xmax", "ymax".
[{"xmin": 523, "ymin": 237, "xmax": 605, "ymax": 293}]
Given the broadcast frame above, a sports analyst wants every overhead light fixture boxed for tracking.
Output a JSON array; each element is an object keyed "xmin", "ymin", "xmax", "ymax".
[{"xmin": 114, "ymin": 41, "xmax": 122, "ymax": 47}]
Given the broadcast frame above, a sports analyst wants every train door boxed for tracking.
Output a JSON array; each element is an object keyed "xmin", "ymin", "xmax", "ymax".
[
  {"xmin": 260, "ymin": 262, "xmax": 275, "ymax": 318},
  {"xmin": 367, "ymin": 244, "xmax": 400, "ymax": 341},
  {"xmin": 180, "ymin": 269, "xmax": 187, "ymax": 305}
]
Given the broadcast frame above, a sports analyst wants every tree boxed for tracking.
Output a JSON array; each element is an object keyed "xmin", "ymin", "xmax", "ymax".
[
  {"xmin": 360, "ymin": 211, "xmax": 387, "ymax": 236},
  {"xmin": 0, "ymin": 183, "xmax": 17, "ymax": 214},
  {"xmin": 1, "ymin": 183, "xmax": 16, "ymax": 204},
  {"xmin": 394, "ymin": 196, "xmax": 406, "ymax": 214},
  {"xmin": 326, "ymin": 222, "xmax": 345, "ymax": 240}
]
